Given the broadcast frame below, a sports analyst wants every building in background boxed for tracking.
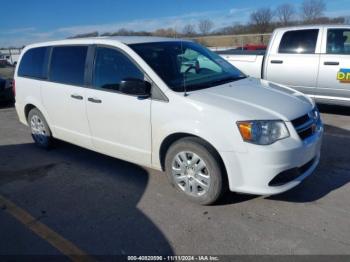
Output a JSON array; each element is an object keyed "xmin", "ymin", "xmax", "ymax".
[{"xmin": 0, "ymin": 49, "xmax": 22, "ymax": 66}]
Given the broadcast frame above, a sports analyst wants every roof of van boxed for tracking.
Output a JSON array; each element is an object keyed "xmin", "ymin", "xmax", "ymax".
[
  {"xmin": 275, "ymin": 24, "xmax": 350, "ymax": 31},
  {"xmin": 85, "ymin": 36, "xmax": 185, "ymax": 44},
  {"xmin": 25, "ymin": 36, "xmax": 191, "ymax": 49}
]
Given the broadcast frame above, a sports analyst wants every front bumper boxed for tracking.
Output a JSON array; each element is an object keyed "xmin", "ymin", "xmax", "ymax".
[{"xmin": 221, "ymin": 121, "xmax": 323, "ymax": 195}]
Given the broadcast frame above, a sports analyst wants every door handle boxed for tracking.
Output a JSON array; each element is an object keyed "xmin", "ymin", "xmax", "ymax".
[
  {"xmin": 88, "ymin": 97, "xmax": 102, "ymax": 103},
  {"xmin": 71, "ymin": 94, "xmax": 83, "ymax": 100},
  {"xmin": 324, "ymin": 61, "xmax": 339, "ymax": 66},
  {"xmin": 271, "ymin": 60, "xmax": 283, "ymax": 64}
]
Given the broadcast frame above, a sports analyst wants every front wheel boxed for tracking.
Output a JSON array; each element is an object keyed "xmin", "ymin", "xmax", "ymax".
[{"xmin": 165, "ymin": 137, "xmax": 227, "ymax": 205}]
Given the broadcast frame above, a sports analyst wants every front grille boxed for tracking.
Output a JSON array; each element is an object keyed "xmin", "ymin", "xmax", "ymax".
[
  {"xmin": 268, "ymin": 157, "xmax": 316, "ymax": 186},
  {"xmin": 292, "ymin": 108, "xmax": 320, "ymax": 141},
  {"xmin": 298, "ymin": 127, "xmax": 314, "ymax": 140},
  {"xmin": 291, "ymin": 114, "xmax": 309, "ymax": 127}
]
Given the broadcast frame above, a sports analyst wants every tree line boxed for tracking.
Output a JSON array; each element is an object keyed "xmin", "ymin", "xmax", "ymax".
[{"xmin": 69, "ymin": 0, "xmax": 350, "ymax": 39}]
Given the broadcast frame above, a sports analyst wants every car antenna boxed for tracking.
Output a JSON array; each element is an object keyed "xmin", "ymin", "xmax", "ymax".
[{"xmin": 181, "ymin": 40, "xmax": 188, "ymax": 97}]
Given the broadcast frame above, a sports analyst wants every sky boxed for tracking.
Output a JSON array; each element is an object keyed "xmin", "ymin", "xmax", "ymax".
[{"xmin": 0, "ymin": 0, "xmax": 348, "ymax": 47}]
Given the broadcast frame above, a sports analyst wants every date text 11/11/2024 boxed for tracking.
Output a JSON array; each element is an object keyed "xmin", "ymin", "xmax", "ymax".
[{"xmin": 127, "ymin": 255, "xmax": 220, "ymax": 261}]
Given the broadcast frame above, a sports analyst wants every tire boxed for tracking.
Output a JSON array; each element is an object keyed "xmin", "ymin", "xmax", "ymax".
[
  {"xmin": 165, "ymin": 137, "xmax": 227, "ymax": 205},
  {"xmin": 28, "ymin": 108, "xmax": 53, "ymax": 149}
]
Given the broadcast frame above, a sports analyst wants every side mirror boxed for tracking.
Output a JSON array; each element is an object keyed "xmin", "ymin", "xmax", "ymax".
[{"xmin": 119, "ymin": 78, "xmax": 151, "ymax": 98}]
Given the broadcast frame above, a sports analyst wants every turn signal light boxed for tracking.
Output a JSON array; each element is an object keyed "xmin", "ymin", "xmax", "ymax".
[{"xmin": 237, "ymin": 122, "xmax": 252, "ymax": 141}]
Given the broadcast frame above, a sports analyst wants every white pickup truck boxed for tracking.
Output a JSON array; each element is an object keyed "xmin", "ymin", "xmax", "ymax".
[{"xmin": 218, "ymin": 25, "xmax": 350, "ymax": 106}]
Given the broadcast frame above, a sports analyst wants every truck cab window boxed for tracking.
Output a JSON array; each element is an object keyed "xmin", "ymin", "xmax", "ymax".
[
  {"xmin": 327, "ymin": 29, "xmax": 350, "ymax": 55},
  {"xmin": 279, "ymin": 29, "xmax": 319, "ymax": 54}
]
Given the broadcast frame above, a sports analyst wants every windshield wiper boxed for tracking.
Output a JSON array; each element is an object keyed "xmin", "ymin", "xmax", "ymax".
[
  {"xmin": 208, "ymin": 76, "xmax": 247, "ymax": 87},
  {"xmin": 177, "ymin": 75, "xmax": 247, "ymax": 93}
]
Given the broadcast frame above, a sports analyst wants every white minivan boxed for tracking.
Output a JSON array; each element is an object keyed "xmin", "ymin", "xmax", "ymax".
[{"xmin": 14, "ymin": 37, "xmax": 323, "ymax": 205}]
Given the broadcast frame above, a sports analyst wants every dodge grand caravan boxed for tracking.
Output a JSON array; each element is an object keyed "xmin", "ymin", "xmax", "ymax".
[{"xmin": 14, "ymin": 37, "xmax": 323, "ymax": 205}]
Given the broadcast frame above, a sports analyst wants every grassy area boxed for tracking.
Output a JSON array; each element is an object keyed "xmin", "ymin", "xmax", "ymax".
[
  {"xmin": 188, "ymin": 33, "xmax": 272, "ymax": 48},
  {"xmin": 0, "ymin": 66, "xmax": 15, "ymax": 79}
]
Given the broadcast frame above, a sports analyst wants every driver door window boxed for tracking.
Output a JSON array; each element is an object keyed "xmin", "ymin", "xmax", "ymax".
[{"xmin": 93, "ymin": 47, "xmax": 144, "ymax": 92}]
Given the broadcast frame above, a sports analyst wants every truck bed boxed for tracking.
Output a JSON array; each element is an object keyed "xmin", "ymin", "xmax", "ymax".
[
  {"xmin": 216, "ymin": 49, "xmax": 265, "ymax": 79},
  {"xmin": 215, "ymin": 49, "xmax": 266, "ymax": 56}
]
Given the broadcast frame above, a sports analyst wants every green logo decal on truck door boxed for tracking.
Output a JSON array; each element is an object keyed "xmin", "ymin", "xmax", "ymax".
[{"xmin": 337, "ymin": 69, "xmax": 350, "ymax": 83}]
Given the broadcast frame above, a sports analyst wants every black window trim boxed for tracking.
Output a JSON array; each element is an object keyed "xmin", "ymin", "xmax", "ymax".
[
  {"xmin": 87, "ymin": 44, "xmax": 168, "ymax": 102},
  {"xmin": 278, "ymin": 29, "xmax": 320, "ymax": 55}
]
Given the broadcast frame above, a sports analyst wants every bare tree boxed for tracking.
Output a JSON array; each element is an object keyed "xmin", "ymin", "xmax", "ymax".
[
  {"xmin": 153, "ymin": 28, "xmax": 178, "ymax": 37},
  {"xmin": 182, "ymin": 24, "xmax": 196, "ymax": 36},
  {"xmin": 276, "ymin": 3, "xmax": 295, "ymax": 25},
  {"xmin": 250, "ymin": 8, "xmax": 274, "ymax": 33},
  {"xmin": 301, "ymin": 0, "xmax": 326, "ymax": 23},
  {"xmin": 198, "ymin": 19, "xmax": 214, "ymax": 35}
]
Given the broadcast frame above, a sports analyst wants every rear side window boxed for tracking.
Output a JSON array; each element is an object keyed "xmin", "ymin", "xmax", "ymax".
[
  {"xmin": 279, "ymin": 29, "xmax": 319, "ymax": 54},
  {"xmin": 93, "ymin": 47, "xmax": 144, "ymax": 91},
  {"xmin": 18, "ymin": 47, "xmax": 49, "ymax": 79},
  {"xmin": 327, "ymin": 29, "xmax": 350, "ymax": 55},
  {"xmin": 49, "ymin": 46, "xmax": 88, "ymax": 86}
]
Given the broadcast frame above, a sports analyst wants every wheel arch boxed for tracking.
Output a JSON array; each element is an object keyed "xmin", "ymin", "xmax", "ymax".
[
  {"xmin": 23, "ymin": 101, "xmax": 52, "ymax": 132},
  {"xmin": 24, "ymin": 103, "xmax": 36, "ymax": 122},
  {"xmin": 159, "ymin": 133, "xmax": 228, "ymax": 179}
]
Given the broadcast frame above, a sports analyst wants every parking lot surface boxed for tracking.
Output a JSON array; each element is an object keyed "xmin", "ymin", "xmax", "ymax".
[{"xmin": 0, "ymin": 103, "xmax": 350, "ymax": 257}]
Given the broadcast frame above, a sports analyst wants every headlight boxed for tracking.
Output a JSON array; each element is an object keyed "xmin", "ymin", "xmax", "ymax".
[{"xmin": 237, "ymin": 120, "xmax": 290, "ymax": 145}]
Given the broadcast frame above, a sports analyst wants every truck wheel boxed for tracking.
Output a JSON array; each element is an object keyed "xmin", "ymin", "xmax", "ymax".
[
  {"xmin": 28, "ymin": 108, "xmax": 53, "ymax": 149},
  {"xmin": 165, "ymin": 137, "xmax": 226, "ymax": 205}
]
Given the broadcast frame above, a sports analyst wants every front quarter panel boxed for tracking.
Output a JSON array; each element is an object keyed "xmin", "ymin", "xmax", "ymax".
[{"xmin": 151, "ymin": 92, "xmax": 247, "ymax": 169}]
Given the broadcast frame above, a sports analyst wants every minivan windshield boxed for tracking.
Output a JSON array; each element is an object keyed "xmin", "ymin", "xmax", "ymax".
[{"xmin": 129, "ymin": 41, "xmax": 246, "ymax": 92}]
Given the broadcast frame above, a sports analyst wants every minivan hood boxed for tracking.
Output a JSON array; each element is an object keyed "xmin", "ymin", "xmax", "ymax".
[{"xmin": 187, "ymin": 77, "xmax": 314, "ymax": 121}]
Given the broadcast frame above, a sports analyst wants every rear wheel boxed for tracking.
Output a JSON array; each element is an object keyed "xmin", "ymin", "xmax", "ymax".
[
  {"xmin": 165, "ymin": 137, "xmax": 226, "ymax": 205},
  {"xmin": 28, "ymin": 108, "xmax": 53, "ymax": 149}
]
